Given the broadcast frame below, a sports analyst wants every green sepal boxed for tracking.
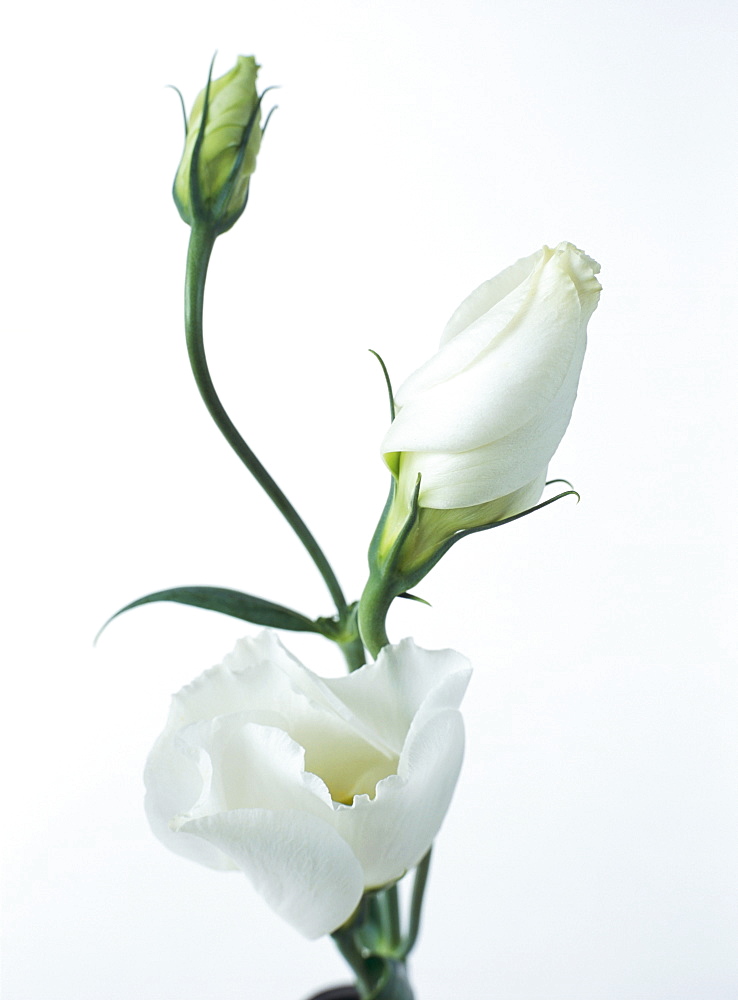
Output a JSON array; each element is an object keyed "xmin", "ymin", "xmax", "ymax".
[
  {"xmin": 358, "ymin": 476, "xmax": 423, "ymax": 654},
  {"xmin": 365, "ymin": 349, "xmax": 397, "ymax": 570},
  {"xmin": 96, "ymin": 585, "xmax": 322, "ymax": 642},
  {"xmin": 369, "ymin": 349, "xmax": 396, "ymax": 421},
  {"xmin": 397, "ymin": 486, "xmax": 581, "ymax": 594},
  {"xmin": 359, "ymin": 484, "xmax": 580, "ymax": 655},
  {"xmin": 176, "ymin": 54, "xmax": 275, "ymax": 236},
  {"xmin": 183, "ymin": 53, "xmax": 217, "ymax": 223},
  {"xmin": 397, "ymin": 592, "xmax": 431, "ymax": 607},
  {"xmin": 210, "ymin": 85, "xmax": 276, "ymax": 235},
  {"xmin": 166, "ymin": 85, "xmax": 188, "ymax": 138},
  {"xmin": 367, "ymin": 477, "xmax": 396, "ymax": 568},
  {"xmin": 377, "ymin": 475, "xmax": 423, "ymax": 574}
]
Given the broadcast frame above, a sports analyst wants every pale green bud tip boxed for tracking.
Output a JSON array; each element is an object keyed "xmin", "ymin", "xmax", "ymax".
[{"xmin": 173, "ymin": 55, "xmax": 264, "ymax": 233}]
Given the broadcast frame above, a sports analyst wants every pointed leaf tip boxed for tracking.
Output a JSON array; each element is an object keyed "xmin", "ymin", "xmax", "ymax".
[
  {"xmin": 95, "ymin": 585, "xmax": 322, "ymax": 644},
  {"xmin": 369, "ymin": 349, "xmax": 395, "ymax": 421},
  {"xmin": 397, "ymin": 592, "xmax": 432, "ymax": 607}
]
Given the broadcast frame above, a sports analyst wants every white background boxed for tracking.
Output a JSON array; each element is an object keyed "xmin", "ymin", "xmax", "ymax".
[{"xmin": 3, "ymin": 1, "xmax": 737, "ymax": 998}]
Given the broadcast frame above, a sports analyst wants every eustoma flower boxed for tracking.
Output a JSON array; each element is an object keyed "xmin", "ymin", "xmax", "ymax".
[
  {"xmin": 377, "ymin": 241, "xmax": 602, "ymax": 574},
  {"xmin": 173, "ymin": 55, "xmax": 264, "ymax": 233},
  {"xmin": 145, "ymin": 631, "xmax": 470, "ymax": 938}
]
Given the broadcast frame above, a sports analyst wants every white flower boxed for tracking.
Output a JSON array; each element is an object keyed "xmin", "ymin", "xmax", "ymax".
[
  {"xmin": 378, "ymin": 242, "xmax": 601, "ymax": 569},
  {"xmin": 145, "ymin": 631, "xmax": 471, "ymax": 939}
]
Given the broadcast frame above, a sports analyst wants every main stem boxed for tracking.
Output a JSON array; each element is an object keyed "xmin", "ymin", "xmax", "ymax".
[
  {"xmin": 184, "ymin": 224, "xmax": 349, "ymax": 616},
  {"xmin": 357, "ymin": 571, "xmax": 394, "ymax": 659},
  {"xmin": 332, "ymin": 927, "xmax": 414, "ymax": 1000}
]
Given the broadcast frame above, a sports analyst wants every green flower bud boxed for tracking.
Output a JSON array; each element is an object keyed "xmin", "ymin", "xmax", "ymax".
[{"xmin": 173, "ymin": 55, "xmax": 264, "ymax": 234}]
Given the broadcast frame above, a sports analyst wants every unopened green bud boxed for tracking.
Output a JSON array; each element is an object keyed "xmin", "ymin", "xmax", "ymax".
[{"xmin": 173, "ymin": 55, "xmax": 264, "ymax": 234}]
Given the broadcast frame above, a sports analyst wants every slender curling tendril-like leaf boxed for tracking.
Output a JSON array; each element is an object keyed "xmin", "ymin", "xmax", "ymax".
[{"xmin": 96, "ymin": 586, "xmax": 321, "ymax": 643}]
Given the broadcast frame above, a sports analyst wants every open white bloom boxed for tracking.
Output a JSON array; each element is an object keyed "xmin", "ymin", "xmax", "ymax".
[
  {"xmin": 145, "ymin": 631, "xmax": 471, "ymax": 938},
  {"xmin": 379, "ymin": 242, "xmax": 601, "ymax": 569}
]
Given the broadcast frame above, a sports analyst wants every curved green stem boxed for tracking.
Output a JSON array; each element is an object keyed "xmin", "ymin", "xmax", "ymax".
[
  {"xmin": 381, "ymin": 885, "xmax": 402, "ymax": 951},
  {"xmin": 400, "ymin": 850, "xmax": 432, "ymax": 959},
  {"xmin": 357, "ymin": 572, "xmax": 393, "ymax": 659},
  {"xmin": 184, "ymin": 224, "xmax": 348, "ymax": 615}
]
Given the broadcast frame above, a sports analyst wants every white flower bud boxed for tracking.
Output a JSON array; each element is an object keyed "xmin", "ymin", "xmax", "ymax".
[{"xmin": 379, "ymin": 242, "xmax": 601, "ymax": 571}]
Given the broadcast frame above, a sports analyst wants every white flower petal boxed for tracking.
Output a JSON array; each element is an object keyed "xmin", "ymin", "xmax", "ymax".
[
  {"xmin": 393, "ymin": 336, "xmax": 583, "ymax": 510},
  {"xmin": 332, "ymin": 708, "xmax": 466, "ymax": 887},
  {"xmin": 439, "ymin": 248, "xmax": 546, "ymax": 346},
  {"xmin": 384, "ymin": 246, "xmax": 594, "ymax": 456},
  {"xmin": 180, "ymin": 808, "xmax": 365, "ymax": 939},
  {"xmin": 402, "ymin": 466, "xmax": 548, "ymax": 526},
  {"xmin": 441, "ymin": 242, "xmax": 600, "ymax": 346},
  {"xmin": 165, "ymin": 631, "xmax": 299, "ymax": 727},
  {"xmin": 145, "ymin": 727, "xmax": 237, "ymax": 871},
  {"xmin": 174, "ymin": 716, "xmax": 335, "ymax": 819},
  {"xmin": 394, "ymin": 249, "xmax": 546, "ymax": 404},
  {"xmin": 145, "ymin": 632, "xmax": 471, "ymax": 936},
  {"xmin": 322, "ymin": 639, "xmax": 471, "ymax": 754}
]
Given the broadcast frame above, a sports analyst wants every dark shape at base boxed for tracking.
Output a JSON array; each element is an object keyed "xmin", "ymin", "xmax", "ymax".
[{"xmin": 304, "ymin": 987, "xmax": 360, "ymax": 1000}]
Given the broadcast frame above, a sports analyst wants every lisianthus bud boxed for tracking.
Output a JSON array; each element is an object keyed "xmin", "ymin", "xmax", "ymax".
[
  {"xmin": 377, "ymin": 242, "xmax": 601, "ymax": 576},
  {"xmin": 173, "ymin": 55, "xmax": 263, "ymax": 234}
]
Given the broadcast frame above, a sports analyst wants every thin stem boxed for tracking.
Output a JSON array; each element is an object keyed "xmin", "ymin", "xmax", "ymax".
[
  {"xmin": 184, "ymin": 224, "xmax": 348, "ymax": 614},
  {"xmin": 340, "ymin": 633, "xmax": 367, "ymax": 673},
  {"xmin": 332, "ymin": 926, "xmax": 414, "ymax": 1000},
  {"xmin": 367, "ymin": 894, "xmax": 385, "ymax": 939},
  {"xmin": 382, "ymin": 885, "xmax": 402, "ymax": 951},
  {"xmin": 400, "ymin": 849, "xmax": 432, "ymax": 958},
  {"xmin": 331, "ymin": 930, "xmax": 376, "ymax": 996}
]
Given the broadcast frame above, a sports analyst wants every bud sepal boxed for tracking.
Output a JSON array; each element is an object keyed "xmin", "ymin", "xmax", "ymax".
[
  {"xmin": 173, "ymin": 55, "xmax": 272, "ymax": 235},
  {"xmin": 358, "ymin": 472, "xmax": 579, "ymax": 657}
]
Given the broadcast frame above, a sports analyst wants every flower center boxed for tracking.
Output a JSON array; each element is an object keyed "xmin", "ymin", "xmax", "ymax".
[{"xmin": 304, "ymin": 743, "xmax": 399, "ymax": 806}]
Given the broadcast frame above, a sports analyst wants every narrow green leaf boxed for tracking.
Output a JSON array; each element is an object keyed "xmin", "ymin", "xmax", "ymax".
[
  {"xmin": 397, "ymin": 488, "xmax": 581, "ymax": 595},
  {"xmin": 96, "ymin": 586, "xmax": 321, "ymax": 642}
]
